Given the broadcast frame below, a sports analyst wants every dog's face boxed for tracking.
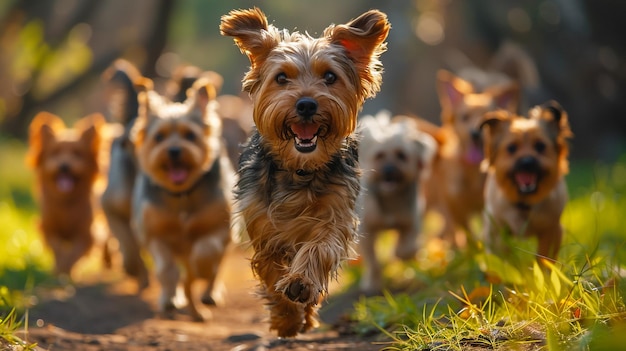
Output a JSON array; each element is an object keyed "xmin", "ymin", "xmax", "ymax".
[
  {"xmin": 480, "ymin": 101, "xmax": 573, "ymax": 205},
  {"xmin": 360, "ymin": 112, "xmax": 436, "ymax": 194},
  {"xmin": 221, "ymin": 7, "xmax": 390, "ymax": 171},
  {"xmin": 437, "ymin": 70, "xmax": 519, "ymax": 165},
  {"xmin": 131, "ymin": 78, "xmax": 222, "ymax": 193},
  {"xmin": 27, "ymin": 112, "xmax": 102, "ymax": 195}
]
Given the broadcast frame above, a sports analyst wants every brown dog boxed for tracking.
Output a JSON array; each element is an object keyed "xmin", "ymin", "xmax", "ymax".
[
  {"xmin": 480, "ymin": 101, "xmax": 573, "ymax": 261},
  {"xmin": 357, "ymin": 112, "xmax": 436, "ymax": 293},
  {"xmin": 221, "ymin": 7, "xmax": 390, "ymax": 337},
  {"xmin": 26, "ymin": 112, "xmax": 105, "ymax": 277},
  {"xmin": 421, "ymin": 69, "xmax": 519, "ymax": 248},
  {"xmin": 129, "ymin": 77, "xmax": 235, "ymax": 321}
]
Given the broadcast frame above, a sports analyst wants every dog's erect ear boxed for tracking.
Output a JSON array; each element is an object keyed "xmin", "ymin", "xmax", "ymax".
[
  {"xmin": 491, "ymin": 83, "xmax": 520, "ymax": 113},
  {"xmin": 437, "ymin": 70, "xmax": 473, "ymax": 122},
  {"xmin": 77, "ymin": 113, "xmax": 105, "ymax": 157},
  {"xmin": 26, "ymin": 112, "xmax": 65, "ymax": 168},
  {"xmin": 189, "ymin": 77, "xmax": 217, "ymax": 117},
  {"xmin": 220, "ymin": 8, "xmax": 280, "ymax": 74},
  {"xmin": 530, "ymin": 100, "xmax": 573, "ymax": 140},
  {"xmin": 102, "ymin": 59, "xmax": 144, "ymax": 125},
  {"xmin": 479, "ymin": 110, "xmax": 512, "ymax": 172},
  {"xmin": 326, "ymin": 10, "xmax": 390, "ymax": 98},
  {"xmin": 530, "ymin": 100, "xmax": 573, "ymax": 175}
]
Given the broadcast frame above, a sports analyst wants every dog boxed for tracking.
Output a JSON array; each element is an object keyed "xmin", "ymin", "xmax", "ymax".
[
  {"xmin": 357, "ymin": 111, "xmax": 436, "ymax": 294},
  {"xmin": 220, "ymin": 7, "xmax": 390, "ymax": 337},
  {"xmin": 420, "ymin": 69, "xmax": 520, "ymax": 248},
  {"xmin": 26, "ymin": 111, "xmax": 105, "ymax": 277},
  {"xmin": 129, "ymin": 76, "xmax": 235, "ymax": 321},
  {"xmin": 480, "ymin": 101, "xmax": 572, "ymax": 261},
  {"xmin": 101, "ymin": 60, "xmax": 246, "ymax": 292}
]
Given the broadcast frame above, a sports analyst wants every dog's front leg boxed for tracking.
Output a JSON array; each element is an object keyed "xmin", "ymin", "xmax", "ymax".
[{"xmin": 148, "ymin": 239, "xmax": 180, "ymax": 318}]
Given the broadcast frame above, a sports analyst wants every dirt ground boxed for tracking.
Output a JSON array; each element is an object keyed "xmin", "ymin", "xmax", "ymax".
[{"xmin": 18, "ymin": 245, "xmax": 391, "ymax": 351}]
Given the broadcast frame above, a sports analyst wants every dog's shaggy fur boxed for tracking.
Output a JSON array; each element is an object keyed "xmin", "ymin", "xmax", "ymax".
[{"xmin": 221, "ymin": 7, "xmax": 389, "ymax": 336}]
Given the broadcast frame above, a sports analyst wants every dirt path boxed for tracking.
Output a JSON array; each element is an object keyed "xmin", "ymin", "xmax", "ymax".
[{"xmin": 20, "ymin": 245, "xmax": 390, "ymax": 351}]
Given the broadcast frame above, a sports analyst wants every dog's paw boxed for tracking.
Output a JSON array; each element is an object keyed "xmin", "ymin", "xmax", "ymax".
[
  {"xmin": 278, "ymin": 275, "xmax": 320, "ymax": 305},
  {"xmin": 201, "ymin": 295, "xmax": 216, "ymax": 306}
]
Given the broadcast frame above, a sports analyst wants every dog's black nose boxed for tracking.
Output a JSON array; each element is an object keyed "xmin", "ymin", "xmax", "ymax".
[
  {"xmin": 59, "ymin": 163, "xmax": 71, "ymax": 173},
  {"xmin": 296, "ymin": 97, "xmax": 317, "ymax": 119},
  {"xmin": 515, "ymin": 156, "xmax": 540, "ymax": 172},
  {"xmin": 470, "ymin": 129, "xmax": 482, "ymax": 142},
  {"xmin": 168, "ymin": 147, "xmax": 182, "ymax": 160}
]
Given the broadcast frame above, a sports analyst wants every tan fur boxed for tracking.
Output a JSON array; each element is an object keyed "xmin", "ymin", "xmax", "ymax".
[
  {"xmin": 26, "ymin": 112, "xmax": 106, "ymax": 277},
  {"xmin": 422, "ymin": 69, "xmax": 520, "ymax": 248},
  {"xmin": 480, "ymin": 101, "xmax": 573, "ymax": 261},
  {"xmin": 130, "ymin": 78, "xmax": 235, "ymax": 321},
  {"xmin": 221, "ymin": 7, "xmax": 389, "ymax": 337},
  {"xmin": 357, "ymin": 112, "xmax": 436, "ymax": 293}
]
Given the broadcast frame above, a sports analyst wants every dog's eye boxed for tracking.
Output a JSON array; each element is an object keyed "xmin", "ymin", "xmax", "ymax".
[
  {"xmin": 506, "ymin": 143, "xmax": 517, "ymax": 154},
  {"xmin": 534, "ymin": 141, "xmax": 546, "ymax": 153},
  {"xmin": 154, "ymin": 132, "xmax": 165, "ymax": 143},
  {"xmin": 323, "ymin": 71, "xmax": 337, "ymax": 85},
  {"xmin": 395, "ymin": 150, "xmax": 407, "ymax": 162},
  {"xmin": 184, "ymin": 131, "xmax": 196, "ymax": 142},
  {"xmin": 275, "ymin": 73, "xmax": 288, "ymax": 85}
]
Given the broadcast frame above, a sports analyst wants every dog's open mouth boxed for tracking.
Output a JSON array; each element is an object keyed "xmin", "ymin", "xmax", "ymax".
[
  {"xmin": 378, "ymin": 165, "xmax": 404, "ymax": 193},
  {"xmin": 166, "ymin": 164, "xmax": 189, "ymax": 185},
  {"xmin": 514, "ymin": 171, "xmax": 539, "ymax": 194},
  {"xmin": 290, "ymin": 122, "xmax": 320, "ymax": 153},
  {"xmin": 56, "ymin": 173, "xmax": 76, "ymax": 192}
]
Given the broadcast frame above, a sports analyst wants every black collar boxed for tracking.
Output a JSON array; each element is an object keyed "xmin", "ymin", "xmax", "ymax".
[{"xmin": 515, "ymin": 202, "xmax": 532, "ymax": 211}]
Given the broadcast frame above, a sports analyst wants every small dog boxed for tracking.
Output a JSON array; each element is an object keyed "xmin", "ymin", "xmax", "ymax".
[
  {"xmin": 421, "ymin": 69, "xmax": 520, "ymax": 248},
  {"xmin": 26, "ymin": 111, "xmax": 105, "ymax": 277},
  {"xmin": 480, "ymin": 101, "xmax": 573, "ymax": 261},
  {"xmin": 357, "ymin": 111, "xmax": 436, "ymax": 293},
  {"xmin": 128, "ymin": 76, "xmax": 235, "ymax": 321},
  {"xmin": 220, "ymin": 7, "xmax": 390, "ymax": 337}
]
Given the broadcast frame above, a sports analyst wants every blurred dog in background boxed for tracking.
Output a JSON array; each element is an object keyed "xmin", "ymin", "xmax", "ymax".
[
  {"xmin": 480, "ymin": 101, "xmax": 572, "ymax": 261},
  {"xmin": 420, "ymin": 69, "xmax": 520, "ymax": 248},
  {"xmin": 129, "ymin": 76, "xmax": 235, "ymax": 321},
  {"xmin": 357, "ymin": 111, "xmax": 436, "ymax": 294},
  {"xmin": 27, "ymin": 111, "xmax": 107, "ymax": 277}
]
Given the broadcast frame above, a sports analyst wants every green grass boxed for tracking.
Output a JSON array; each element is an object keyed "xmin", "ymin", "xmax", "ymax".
[
  {"xmin": 1, "ymin": 136, "xmax": 625, "ymax": 350},
  {"xmin": 0, "ymin": 137, "xmax": 53, "ymax": 349},
  {"xmin": 349, "ymin": 158, "xmax": 626, "ymax": 350}
]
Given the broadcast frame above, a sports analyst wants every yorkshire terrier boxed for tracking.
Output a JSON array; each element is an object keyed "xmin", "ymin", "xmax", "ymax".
[
  {"xmin": 27, "ymin": 111, "xmax": 105, "ymax": 277},
  {"xmin": 357, "ymin": 111, "xmax": 436, "ymax": 294},
  {"xmin": 220, "ymin": 7, "xmax": 390, "ymax": 337},
  {"xmin": 421, "ymin": 69, "xmax": 519, "ymax": 248},
  {"xmin": 101, "ymin": 60, "xmax": 244, "ymax": 295},
  {"xmin": 129, "ymin": 76, "xmax": 235, "ymax": 321},
  {"xmin": 480, "ymin": 101, "xmax": 573, "ymax": 261}
]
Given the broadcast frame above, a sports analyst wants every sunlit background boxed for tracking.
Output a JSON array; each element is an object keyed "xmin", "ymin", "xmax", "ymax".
[{"xmin": 1, "ymin": 0, "xmax": 624, "ymax": 160}]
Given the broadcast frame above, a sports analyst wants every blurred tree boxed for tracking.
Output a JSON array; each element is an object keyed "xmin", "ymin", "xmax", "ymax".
[{"xmin": 0, "ymin": 0, "xmax": 173, "ymax": 138}]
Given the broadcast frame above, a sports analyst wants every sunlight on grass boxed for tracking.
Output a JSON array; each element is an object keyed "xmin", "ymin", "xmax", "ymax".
[{"xmin": 352, "ymin": 159, "xmax": 626, "ymax": 351}]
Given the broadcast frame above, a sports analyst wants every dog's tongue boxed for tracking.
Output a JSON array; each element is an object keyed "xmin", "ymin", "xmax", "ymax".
[
  {"xmin": 465, "ymin": 145, "xmax": 483, "ymax": 165},
  {"xmin": 515, "ymin": 172, "xmax": 537, "ymax": 188},
  {"xmin": 168, "ymin": 168, "xmax": 188, "ymax": 184},
  {"xmin": 56, "ymin": 174, "xmax": 75, "ymax": 192},
  {"xmin": 291, "ymin": 122, "xmax": 319, "ymax": 140}
]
